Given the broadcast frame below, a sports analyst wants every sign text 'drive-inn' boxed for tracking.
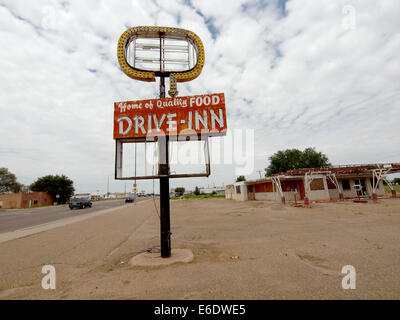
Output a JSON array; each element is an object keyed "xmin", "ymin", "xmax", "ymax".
[{"xmin": 114, "ymin": 93, "xmax": 226, "ymax": 139}]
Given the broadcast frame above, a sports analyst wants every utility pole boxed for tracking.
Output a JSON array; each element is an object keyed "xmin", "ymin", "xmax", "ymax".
[
  {"xmin": 257, "ymin": 170, "xmax": 264, "ymax": 179},
  {"xmin": 134, "ymin": 143, "xmax": 137, "ymax": 203},
  {"xmin": 107, "ymin": 176, "xmax": 110, "ymax": 198}
]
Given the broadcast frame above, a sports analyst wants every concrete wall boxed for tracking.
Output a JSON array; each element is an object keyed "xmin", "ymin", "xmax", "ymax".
[
  {"xmin": 340, "ymin": 179, "xmax": 356, "ymax": 198},
  {"xmin": 0, "ymin": 192, "xmax": 53, "ymax": 209},
  {"xmin": 225, "ymin": 182, "xmax": 248, "ymax": 201},
  {"xmin": 282, "ymin": 190, "xmax": 300, "ymax": 201},
  {"xmin": 377, "ymin": 180, "xmax": 385, "ymax": 196},
  {"xmin": 252, "ymin": 190, "xmax": 301, "ymax": 202},
  {"xmin": 0, "ymin": 193, "xmax": 20, "ymax": 209},
  {"xmin": 308, "ymin": 176, "xmax": 388, "ymax": 201},
  {"xmin": 365, "ymin": 179, "xmax": 385, "ymax": 196},
  {"xmin": 21, "ymin": 192, "xmax": 53, "ymax": 208},
  {"xmin": 254, "ymin": 192, "xmax": 276, "ymax": 201},
  {"xmin": 308, "ymin": 189, "xmax": 330, "ymax": 201},
  {"xmin": 339, "ymin": 178, "xmax": 385, "ymax": 198},
  {"xmin": 232, "ymin": 182, "xmax": 248, "ymax": 201},
  {"xmin": 307, "ymin": 175, "xmax": 330, "ymax": 201},
  {"xmin": 257, "ymin": 189, "xmax": 329, "ymax": 201},
  {"xmin": 328, "ymin": 188, "xmax": 340, "ymax": 199},
  {"xmin": 225, "ymin": 186, "xmax": 233, "ymax": 200},
  {"xmin": 225, "ymin": 175, "xmax": 387, "ymax": 203}
]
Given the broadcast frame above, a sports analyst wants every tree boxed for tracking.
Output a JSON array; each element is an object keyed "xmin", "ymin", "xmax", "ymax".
[
  {"xmin": 194, "ymin": 186, "xmax": 200, "ymax": 195},
  {"xmin": 236, "ymin": 176, "xmax": 246, "ymax": 182},
  {"xmin": 265, "ymin": 147, "xmax": 331, "ymax": 176},
  {"xmin": 393, "ymin": 178, "xmax": 400, "ymax": 185},
  {"xmin": 174, "ymin": 187, "xmax": 185, "ymax": 196},
  {"xmin": 30, "ymin": 174, "xmax": 75, "ymax": 204},
  {"xmin": 0, "ymin": 168, "xmax": 23, "ymax": 193}
]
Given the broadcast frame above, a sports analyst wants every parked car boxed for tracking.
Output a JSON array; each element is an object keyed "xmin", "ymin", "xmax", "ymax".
[
  {"xmin": 125, "ymin": 195, "xmax": 135, "ymax": 203},
  {"xmin": 69, "ymin": 197, "xmax": 92, "ymax": 210}
]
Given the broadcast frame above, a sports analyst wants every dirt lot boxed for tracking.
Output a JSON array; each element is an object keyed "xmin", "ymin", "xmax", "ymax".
[{"xmin": 1, "ymin": 197, "xmax": 400, "ymax": 299}]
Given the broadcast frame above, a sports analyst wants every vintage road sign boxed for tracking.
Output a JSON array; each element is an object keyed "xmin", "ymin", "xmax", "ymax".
[
  {"xmin": 114, "ymin": 93, "xmax": 226, "ymax": 139},
  {"xmin": 115, "ymin": 25, "xmax": 224, "ymax": 259},
  {"xmin": 117, "ymin": 26, "xmax": 205, "ymax": 83}
]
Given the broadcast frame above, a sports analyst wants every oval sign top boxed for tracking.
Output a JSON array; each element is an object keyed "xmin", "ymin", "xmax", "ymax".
[{"xmin": 117, "ymin": 26, "xmax": 205, "ymax": 83}]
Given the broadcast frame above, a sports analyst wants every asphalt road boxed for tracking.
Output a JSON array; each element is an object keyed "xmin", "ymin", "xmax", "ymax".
[{"xmin": 0, "ymin": 198, "xmax": 148, "ymax": 234}]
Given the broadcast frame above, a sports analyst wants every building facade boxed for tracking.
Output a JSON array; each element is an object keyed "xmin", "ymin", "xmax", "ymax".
[
  {"xmin": 0, "ymin": 192, "xmax": 54, "ymax": 209},
  {"xmin": 226, "ymin": 163, "xmax": 399, "ymax": 202}
]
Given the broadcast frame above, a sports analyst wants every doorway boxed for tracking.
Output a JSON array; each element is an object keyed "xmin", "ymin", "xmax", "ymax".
[
  {"xmin": 354, "ymin": 178, "xmax": 367, "ymax": 196},
  {"xmin": 247, "ymin": 185, "xmax": 255, "ymax": 200}
]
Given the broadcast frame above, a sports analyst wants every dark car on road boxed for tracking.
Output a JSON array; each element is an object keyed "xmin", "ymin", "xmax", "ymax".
[
  {"xmin": 125, "ymin": 195, "xmax": 135, "ymax": 203},
  {"xmin": 69, "ymin": 197, "xmax": 92, "ymax": 210}
]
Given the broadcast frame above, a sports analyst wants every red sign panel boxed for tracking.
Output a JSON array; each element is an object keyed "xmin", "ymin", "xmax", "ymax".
[{"xmin": 114, "ymin": 93, "xmax": 227, "ymax": 139}]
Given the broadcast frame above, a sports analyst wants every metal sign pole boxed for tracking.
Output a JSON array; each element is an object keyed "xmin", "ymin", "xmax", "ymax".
[
  {"xmin": 158, "ymin": 32, "xmax": 171, "ymax": 258},
  {"xmin": 159, "ymin": 75, "xmax": 171, "ymax": 258}
]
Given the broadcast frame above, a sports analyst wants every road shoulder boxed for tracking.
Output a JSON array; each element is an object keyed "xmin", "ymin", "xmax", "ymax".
[{"xmin": 0, "ymin": 200, "xmax": 151, "ymax": 244}]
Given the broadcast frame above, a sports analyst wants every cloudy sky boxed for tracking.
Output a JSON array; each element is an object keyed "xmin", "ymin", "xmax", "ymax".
[{"xmin": 0, "ymin": 0, "xmax": 399, "ymax": 194}]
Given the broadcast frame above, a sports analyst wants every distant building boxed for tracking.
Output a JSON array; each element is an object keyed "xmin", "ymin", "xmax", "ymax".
[
  {"xmin": 72, "ymin": 193, "xmax": 91, "ymax": 199},
  {"xmin": 104, "ymin": 192, "xmax": 128, "ymax": 199},
  {"xmin": 73, "ymin": 193, "xmax": 127, "ymax": 201},
  {"xmin": 226, "ymin": 163, "xmax": 400, "ymax": 202},
  {"xmin": 114, "ymin": 192, "xmax": 129, "ymax": 198},
  {"xmin": 199, "ymin": 187, "xmax": 225, "ymax": 195},
  {"xmin": 0, "ymin": 192, "xmax": 54, "ymax": 209},
  {"xmin": 90, "ymin": 194, "xmax": 105, "ymax": 201}
]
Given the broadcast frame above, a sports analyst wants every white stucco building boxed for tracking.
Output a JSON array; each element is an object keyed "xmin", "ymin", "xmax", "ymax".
[{"xmin": 226, "ymin": 163, "xmax": 399, "ymax": 203}]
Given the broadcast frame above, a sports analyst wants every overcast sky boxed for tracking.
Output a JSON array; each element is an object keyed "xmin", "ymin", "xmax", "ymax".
[{"xmin": 0, "ymin": 0, "xmax": 399, "ymax": 194}]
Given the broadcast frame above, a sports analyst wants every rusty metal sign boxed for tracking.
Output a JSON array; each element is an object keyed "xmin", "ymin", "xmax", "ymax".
[
  {"xmin": 117, "ymin": 26, "xmax": 205, "ymax": 84},
  {"xmin": 114, "ymin": 93, "xmax": 226, "ymax": 140}
]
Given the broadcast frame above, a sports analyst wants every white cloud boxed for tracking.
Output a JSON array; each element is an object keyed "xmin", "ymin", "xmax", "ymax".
[{"xmin": 0, "ymin": 0, "xmax": 399, "ymax": 193}]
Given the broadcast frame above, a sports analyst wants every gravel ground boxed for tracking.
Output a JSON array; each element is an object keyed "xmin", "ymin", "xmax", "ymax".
[{"xmin": 1, "ymin": 197, "xmax": 400, "ymax": 299}]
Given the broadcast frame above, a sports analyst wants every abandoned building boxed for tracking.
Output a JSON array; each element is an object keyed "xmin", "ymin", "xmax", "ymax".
[
  {"xmin": 0, "ymin": 192, "xmax": 54, "ymax": 209},
  {"xmin": 225, "ymin": 163, "xmax": 400, "ymax": 203}
]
